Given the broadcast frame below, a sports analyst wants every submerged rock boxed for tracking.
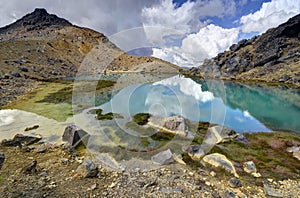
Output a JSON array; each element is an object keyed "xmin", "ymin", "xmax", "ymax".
[
  {"xmin": 62, "ymin": 125, "xmax": 90, "ymax": 147},
  {"xmin": 76, "ymin": 158, "xmax": 98, "ymax": 178},
  {"xmin": 202, "ymin": 153, "xmax": 239, "ymax": 178},
  {"xmin": 151, "ymin": 149, "xmax": 174, "ymax": 165},
  {"xmin": 0, "ymin": 153, "xmax": 5, "ymax": 169}
]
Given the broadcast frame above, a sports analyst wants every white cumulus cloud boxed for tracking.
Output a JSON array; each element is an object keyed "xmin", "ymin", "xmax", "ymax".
[
  {"xmin": 240, "ymin": 0, "xmax": 300, "ymax": 33},
  {"xmin": 152, "ymin": 24, "xmax": 239, "ymax": 67}
]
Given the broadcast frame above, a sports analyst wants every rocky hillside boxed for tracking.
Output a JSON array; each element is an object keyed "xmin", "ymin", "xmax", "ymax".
[
  {"xmin": 0, "ymin": 8, "xmax": 180, "ymax": 107},
  {"xmin": 185, "ymin": 14, "xmax": 300, "ymax": 86}
]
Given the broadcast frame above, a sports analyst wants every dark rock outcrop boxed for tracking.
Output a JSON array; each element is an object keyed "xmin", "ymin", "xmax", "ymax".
[
  {"xmin": 0, "ymin": 8, "xmax": 72, "ymax": 35},
  {"xmin": 185, "ymin": 14, "xmax": 300, "ymax": 85},
  {"xmin": 0, "ymin": 134, "xmax": 42, "ymax": 148}
]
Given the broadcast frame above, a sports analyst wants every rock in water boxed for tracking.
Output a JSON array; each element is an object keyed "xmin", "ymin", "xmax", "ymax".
[
  {"xmin": 148, "ymin": 116, "xmax": 187, "ymax": 136},
  {"xmin": 76, "ymin": 158, "xmax": 98, "ymax": 178},
  {"xmin": 163, "ymin": 116, "xmax": 186, "ymax": 132},
  {"xmin": 243, "ymin": 161, "xmax": 261, "ymax": 177},
  {"xmin": 0, "ymin": 153, "xmax": 5, "ymax": 169},
  {"xmin": 264, "ymin": 185, "xmax": 283, "ymax": 198},
  {"xmin": 202, "ymin": 153, "xmax": 239, "ymax": 178},
  {"xmin": 151, "ymin": 149, "xmax": 174, "ymax": 165},
  {"xmin": 62, "ymin": 125, "xmax": 90, "ymax": 147}
]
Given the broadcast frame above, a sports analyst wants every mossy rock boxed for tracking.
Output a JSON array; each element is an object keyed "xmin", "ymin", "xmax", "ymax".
[
  {"xmin": 140, "ymin": 137, "xmax": 150, "ymax": 147},
  {"xmin": 133, "ymin": 113, "xmax": 150, "ymax": 125},
  {"xmin": 150, "ymin": 132, "xmax": 175, "ymax": 141}
]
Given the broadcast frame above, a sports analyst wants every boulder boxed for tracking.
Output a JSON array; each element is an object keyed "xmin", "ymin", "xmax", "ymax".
[
  {"xmin": 264, "ymin": 185, "xmax": 283, "ymax": 198},
  {"xmin": 151, "ymin": 149, "xmax": 174, "ymax": 165},
  {"xmin": 207, "ymin": 125, "xmax": 238, "ymax": 144},
  {"xmin": 183, "ymin": 125, "xmax": 237, "ymax": 160},
  {"xmin": 148, "ymin": 116, "xmax": 187, "ymax": 136},
  {"xmin": 76, "ymin": 158, "xmax": 98, "ymax": 178},
  {"xmin": 62, "ymin": 125, "xmax": 90, "ymax": 147},
  {"xmin": 163, "ymin": 116, "xmax": 185, "ymax": 132},
  {"xmin": 202, "ymin": 153, "xmax": 239, "ymax": 178},
  {"xmin": 0, "ymin": 153, "xmax": 5, "ymax": 169},
  {"xmin": 287, "ymin": 146, "xmax": 300, "ymax": 161},
  {"xmin": 243, "ymin": 161, "xmax": 261, "ymax": 177}
]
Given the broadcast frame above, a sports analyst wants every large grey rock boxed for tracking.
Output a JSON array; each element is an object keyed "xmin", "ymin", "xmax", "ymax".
[
  {"xmin": 163, "ymin": 116, "xmax": 185, "ymax": 132},
  {"xmin": 76, "ymin": 158, "xmax": 98, "ymax": 178},
  {"xmin": 151, "ymin": 149, "xmax": 174, "ymax": 165},
  {"xmin": 243, "ymin": 161, "xmax": 261, "ymax": 177},
  {"xmin": 202, "ymin": 153, "xmax": 239, "ymax": 178},
  {"xmin": 208, "ymin": 125, "xmax": 238, "ymax": 144},
  {"xmin": 287, "ymin": 146, "xmax": 300, "ymax": 161},
  {"xmin": 264, "ymin": 185, "xmax": 283, "ymax": 198},
  {"xmin": 183, "ymin": 125, "xmax": 237, "ymax": 160},
  {"xmin": 0, "ymin": 153, "xmax": 5, "ymax": 169},
  {"xmin": 62, "ymin": 125, "xmax": 90, "ymax": 147}
]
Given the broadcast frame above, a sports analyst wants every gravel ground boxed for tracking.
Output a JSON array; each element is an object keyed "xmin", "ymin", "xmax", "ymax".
[{"xmin": 0, "ymin": 142, "xmax": 299, "ymax": 198}]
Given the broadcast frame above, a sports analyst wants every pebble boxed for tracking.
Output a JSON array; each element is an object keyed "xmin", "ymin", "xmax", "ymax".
[
  {"xmin": 228, "ymin": 177, "xmax": 242, "ymax": 188},
  {"xmin": 210, "ymin": 171, "xmax": 216, "ymax": 177},
  {"xmin": 225, "ymin": 189, "xmax": 236, "ymax": 198}
]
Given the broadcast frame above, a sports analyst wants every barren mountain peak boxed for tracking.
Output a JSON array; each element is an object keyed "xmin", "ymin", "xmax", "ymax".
[{"xmin": 0, "ymin": 8, "xmax": 72, "ymax": 35}]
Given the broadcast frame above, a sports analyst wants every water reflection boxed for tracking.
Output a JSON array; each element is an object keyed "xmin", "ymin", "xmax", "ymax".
[{"xmin": 99, "ymin": 75, "xmax": 281, "ymax": 133}]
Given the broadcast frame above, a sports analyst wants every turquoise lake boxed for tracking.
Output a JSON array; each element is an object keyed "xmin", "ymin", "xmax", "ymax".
[{"xmin": 91, "ymin": 75, "xmax": 300, "ymax": 133}]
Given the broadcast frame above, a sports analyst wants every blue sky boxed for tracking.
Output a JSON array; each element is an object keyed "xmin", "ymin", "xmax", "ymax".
[{"xmin": 0, "ymin": 0, "xmax": 299, "ymax": 67}]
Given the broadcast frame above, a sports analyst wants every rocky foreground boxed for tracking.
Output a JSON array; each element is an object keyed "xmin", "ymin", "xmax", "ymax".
[{"xmin": 0, "ymin": 116, "xmax": 300, "ymax": 197}]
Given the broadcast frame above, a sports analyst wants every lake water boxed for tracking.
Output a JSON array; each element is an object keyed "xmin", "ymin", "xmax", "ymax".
[
  {"xmin": 1, "ymin": 74, "xmax": 299, "ymax": 144},
  {"xmin": 95, "ymin": 75, "xmax": 300, "ymax": 133}
]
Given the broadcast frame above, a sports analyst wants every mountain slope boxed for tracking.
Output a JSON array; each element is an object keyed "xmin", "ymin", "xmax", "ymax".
[
  {"xmin": 185, "ymin": 14, "xmax": 300, "ymax": 86},
  {"xmin": 0, "ymin": 8, "xmax": 180, "ymax": 107}
]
